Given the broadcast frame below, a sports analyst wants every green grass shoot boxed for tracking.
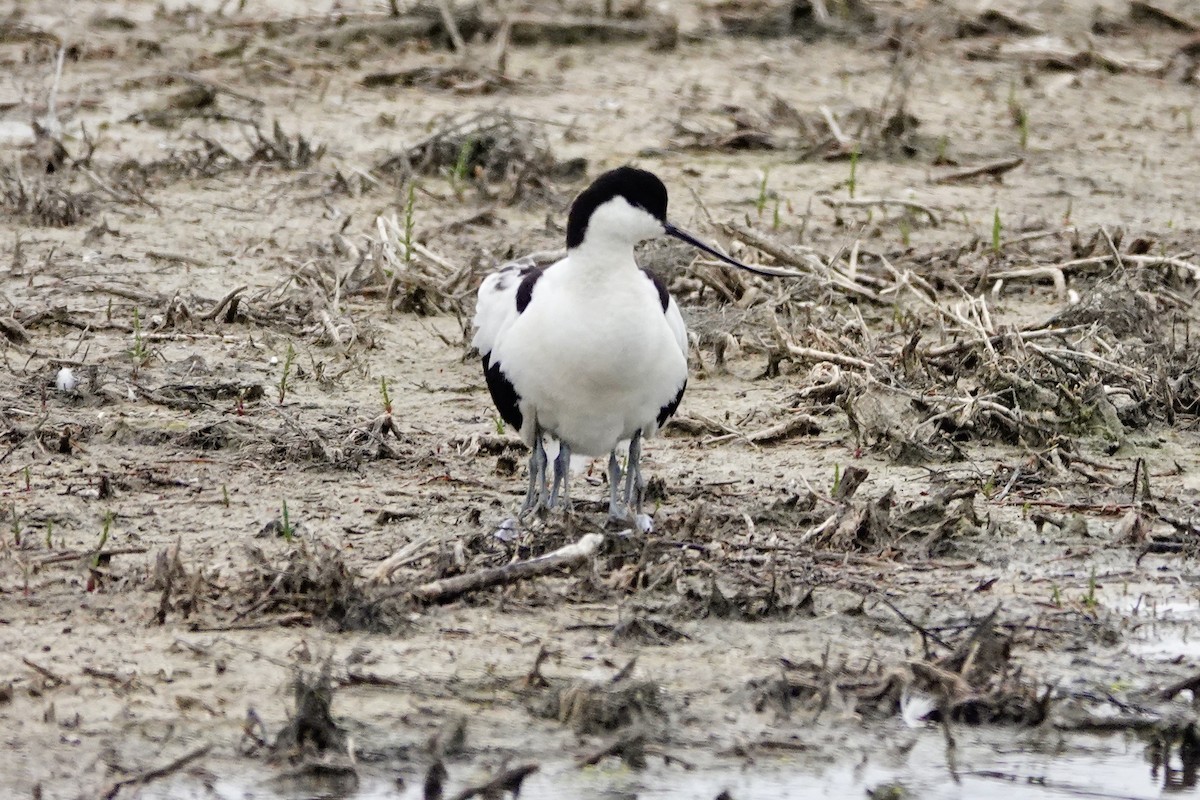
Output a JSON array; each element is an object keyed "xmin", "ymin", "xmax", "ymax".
[
  {"xmin": 277, "ymin": 343, "xmax": 297, "ymax": 405},
  {"xmin": 281, "ymin": 499, "xmax": 294, "ymax": 542},
  {"xmin": 755, "ymin": 167, "xmax": 770, "ymax": 217},
  {"xmin": 380, "ymin": 376, "xmax": 393, "ymax": 415},
  {"xmin": 403, "ymin": 181, "xmax": 417, "ymax": 266},
  {"xmin": 92, "ymin": 511, "xmax": 112, "ymax": 568}
]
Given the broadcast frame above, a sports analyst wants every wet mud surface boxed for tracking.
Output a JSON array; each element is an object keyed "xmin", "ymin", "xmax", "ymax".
[{"xmin": 3, "ymin": 0, "xmax": 1200, "ymax": 797}]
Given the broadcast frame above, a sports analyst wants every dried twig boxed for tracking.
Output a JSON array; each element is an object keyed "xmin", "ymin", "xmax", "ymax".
[
  {"xmin": 410, "ymin": 533, "xmax": 603, "ymax": 602},
  {"xmin": 447, "ymin": 763, "xmax": 539, "ymax": 800},
  {"xmin": 101, "ymin": 743, "xmax": 212, "ymax": 799},
  {"xmin": 934, "ymin": 157, "xmax": 1024, "ymax": 184}
]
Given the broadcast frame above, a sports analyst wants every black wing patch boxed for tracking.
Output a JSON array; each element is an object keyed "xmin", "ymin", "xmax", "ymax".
[
  {"xmin": 515, "ymin": 267, "xmax": 544, "ymax": 313},
  {"xmin": 657, "ymin": 379, "xmax": 686, "ymax": 428},
  {"xmin": 641, "ymin": 267, "xmax": 669, "ymax": 312},
  {"xmin": 484, "ymin": 357, "xmax": 524, "ymax": 433}
]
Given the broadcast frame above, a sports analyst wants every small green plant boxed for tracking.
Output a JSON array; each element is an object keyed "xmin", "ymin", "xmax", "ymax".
[
  {"xmin": 280, "ymin": 499, "xmax": 295, "ymax": 542},
  {"xmin": 380, "ymin": 376, "xmax": 393, "ymax": 415},
  {"xmin": 831, "ymin": 463, "xmax": 842, "ymax": 495},
  {"xmin": 221, "ymin": 484, "xmax": 230, "ymax": 507},
  {"xmin": 1050, "ymin": 583, "xmax": 1062, "ymax": 607},
  {"xmin": 1083, "ymin": 565, "xmax": 1098, "ymax": 609},
  {"xmin": 1062, "ymin": 197, "xmax": 1073, "ymax": 225},
  {"xmin": 92, "ymin": 511, "xmax": 113, "ymax": 568},
  {"xmin": 847, "ymin": 145, "xmax": 860, "ymax": 198},
  {"xmin": 10, "ymin": 505, "xmax": 21, "ymax": 546},
  {"xmin": 277, "ymin": 343, "xmax": 297, "ymax": 405},
  {"xmin": 755, "ymin": 167, "xmax": 770, "ymax": 217},
  {"xmin": 129, "ymin": 307, "xmax": 150, "ymax": 369},
  {"xmin": 935, "ymin": 135, "xmax": 949, "ymax": 163},
  {"xmin": 448, "ymin": 139, "xmax": 474, "ymax": 199},
  {"xmin": 991, "ymin": 208, "xmax": 1002, "ymax": 255},
  {"xmin": 493, "ymin": 415, "xmax": 506, "ymax": 436},
  {"xmin": 44, "ymin": 518, "xmax": 53, "ymax": 549},
  {"xmin": 771, "ymin": 197, "xmax": 782, "ymax": 231},
  {"xmin": 23, "ymin": 465, "xmax": 30, "ymax": 492},
  {"xmin": 898, "ymin": 215, "xmax": 911, "ymax": 247},
  {"xmin": 402, "ymin": 181, "xmax": 417, "ymax": 266}
]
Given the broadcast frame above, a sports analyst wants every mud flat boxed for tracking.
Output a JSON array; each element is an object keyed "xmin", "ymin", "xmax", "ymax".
[{"xmin": 3, "ymin": 0, "xmax": 1200, "ymax": 797}]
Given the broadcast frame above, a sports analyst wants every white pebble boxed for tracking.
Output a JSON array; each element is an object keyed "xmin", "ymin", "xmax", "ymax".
[
  {"xmin": 492, "ymin": 518, "xmax": 519, "ymax": 542},
  {"xmin": 55, "ymin": 367, "xmax": 77, "ymax": 392},
  {"xmin": 269, "ymin": 356, "xmax": 279, "ymax": 366}
]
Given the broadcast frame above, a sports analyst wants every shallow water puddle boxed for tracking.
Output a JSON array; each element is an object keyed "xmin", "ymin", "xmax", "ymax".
[
  {"xmin": 140, "ymin": 730, "xmax": 1193, "ymax": 800},
  {"xmin": 1107, "ymin": 591, "xmax": 1200, "ymax": 660}
]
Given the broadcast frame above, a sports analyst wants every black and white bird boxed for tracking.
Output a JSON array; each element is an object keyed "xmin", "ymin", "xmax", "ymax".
[{"xmin": 472, "ymin": 166, "xmax": 774, "ymax": 523}]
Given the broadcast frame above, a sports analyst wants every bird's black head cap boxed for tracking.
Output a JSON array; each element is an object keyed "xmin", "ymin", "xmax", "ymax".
[{"xmin": 565, "ymin": 166, "xmax": 668, "ymax": 249}]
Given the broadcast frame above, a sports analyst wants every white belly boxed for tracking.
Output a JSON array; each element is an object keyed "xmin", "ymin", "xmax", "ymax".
[{"xmin": 493, "ymin": 277, "xmax": 687, "ymax": 456}]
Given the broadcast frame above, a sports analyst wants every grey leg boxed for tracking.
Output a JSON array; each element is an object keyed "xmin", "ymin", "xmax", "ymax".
[
  {"xmin": 550, "ymin": 440, "xmax": 572, "ymax": 509},
  {"xmin": 607, "ymin": 450, "xmax": 623, "ymax": 519},
  {"xmin": 520, "ymin": 430, "xmax": 548, "ymax": 514},
  {"xmin": 623, "ymin": 431, "xmax": 645, "ymax": 515}
]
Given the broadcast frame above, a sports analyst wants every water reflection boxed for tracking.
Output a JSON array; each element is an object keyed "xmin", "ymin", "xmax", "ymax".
[
  {"xmin": 142, "ymin": 728, "xmax": 1200, "ymax": 800},
  {"xmin": 1149, "ymin": 723, "xmax": 1200, "ymax": 792}
]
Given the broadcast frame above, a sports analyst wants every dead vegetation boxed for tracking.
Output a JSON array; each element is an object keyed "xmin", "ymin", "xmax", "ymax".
[
  {"xmin": 5, "ymin": 0, "xmax": 1200, "ymax": 796},
  {"xmin": 750, "ymin": 607, "xmax": 1049, "ymax": 726},
  {"xmin": 372, "ymin": 110, "xmax": 587, "ymax": 203}
]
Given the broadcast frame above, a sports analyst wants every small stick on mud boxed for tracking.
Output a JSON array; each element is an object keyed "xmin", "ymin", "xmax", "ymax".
[
  {"xmin": 1158, "ymin": 671, "xmax": 1200, "ymax": 700},
  {"xmin": 1131, "ymin": 1, "xmax": 1200, "ymax": 32},
  {"xmin": 436, "ymin": 0, "xmax": 469, "ymax": 54},
  {"xmin": 447, "ymin": 762, "xmax": 539, "ymax": 800},
  {"xmin": 874, "ymin": 596, "xmax": 952, "ymax": 651},
  {"xmin": 100, "ymin": 742, "xmax": 212, "ymax": 799},
  {"xmin": 168, "ymin": 71, "xmax": 265, "ymax": 107},
  {"xmin": 934, "ymin": 157, "xmax": 1024, "ymax": 184},
  {"xmin": 578, "ymin": 730, "xmax": 647, "ymax": 768},
  {"xmin": 36, "ymin": 547, "xmax": 148, "ymax": 567},
  {"xmin": 22, "ymin": 657, "xmax": 68, "ymax": 686},
  {"xmin": 200, "ymin": 285, "xmax": 248, "ymax": 322},
  {"xmin": 146, "ymin": 250, "xmax": 208, "ymax": 268},
  {"xmin": 410, "ymin": 532, "xmax": 604, "ymax": 602},
  {"xmin": 821, "ymin": 197, "xmax": 940, "ymax": 226}
]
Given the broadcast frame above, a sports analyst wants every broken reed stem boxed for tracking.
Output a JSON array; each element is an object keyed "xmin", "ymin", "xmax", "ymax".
[
  {"xmin": 718, "ymin": 222, "xmax": 881, "ymax": 303},
  {"xmin": 934, "ymin": 157, "xmax": 1024, "ymax": 184},
  {"xmin": 410, "ymin": 532, "xmax": 603, "ymax": 602},
  {"xmin": 101, "ymin": 743, "xmax": 213, "ymax": 799}
]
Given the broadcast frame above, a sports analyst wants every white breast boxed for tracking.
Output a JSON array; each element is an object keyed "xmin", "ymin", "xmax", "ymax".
[{"xmin": 485, "ymin": 257, "xmax": 687, "ymax": 456}]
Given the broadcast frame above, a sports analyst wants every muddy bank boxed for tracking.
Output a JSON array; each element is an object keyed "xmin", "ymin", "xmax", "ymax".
[{"xmin": 3, "ymin": 0, "xmax": 1200, "ymax": 797}]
